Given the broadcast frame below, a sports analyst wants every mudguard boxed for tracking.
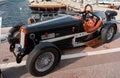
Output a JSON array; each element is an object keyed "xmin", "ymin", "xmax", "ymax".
[
  {"xmin": 101, "ymin": 21, "xmax": 117, "ymax": 34},
  {"xmin": 35, "ymin": 42, "xmax": 61, "ymax": 52},
  {"xmin": 7, "ymin": 24, "xmax": 23, "ymax": 44}
]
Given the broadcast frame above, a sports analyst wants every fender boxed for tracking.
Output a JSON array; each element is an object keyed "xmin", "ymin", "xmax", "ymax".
[
  {"xmin": 7, "ymin": 23, "xmax": 23, "ymax": 44},
  {"xmin": 8, "ymin": 24, "xmax": 22, "ymax": 34},
  {"xmin": 35, "ymin": 42, "xmax": 62, "ymax": 62},
  {"xmin": 35, "ymin": 42, "xmax": 61, "ymax": 51},
  {"xmin": 101, "ymin": 22, "xmax": 117, "ymax": 34}
]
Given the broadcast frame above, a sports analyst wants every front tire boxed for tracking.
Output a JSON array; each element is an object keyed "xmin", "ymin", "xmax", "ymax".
[
  {"xmin": 101, "ymin": 25, "xmax": 116, "ymax": 43},
  {"xmin": 26, "ymin": 47, "xmax": 61, "ymax": 77}
]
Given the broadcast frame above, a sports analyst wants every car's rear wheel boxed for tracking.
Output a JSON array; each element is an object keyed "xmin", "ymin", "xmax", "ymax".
[
  {"xmin": 26, "ymin": 47, "xmax": 61, "ymax": 77},
  {"xmin": 101, "ymin": 25, "xmax": 116, "ymax": 43}
]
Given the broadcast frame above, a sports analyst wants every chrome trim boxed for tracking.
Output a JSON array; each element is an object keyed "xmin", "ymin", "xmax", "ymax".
[
  {"xmin": 20, "ymin": 31, "xmax": 25, "ymax": 48},
  {"xmin": 41, "ymin": 32, "xmax": 90, "ymax": 43}
]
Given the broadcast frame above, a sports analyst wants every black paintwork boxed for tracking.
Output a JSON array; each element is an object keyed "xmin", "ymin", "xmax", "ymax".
[
  {"xmin": 8, "ymin": 10, "xmax": 118, "ymax": 64},
  {"xmin": 24, "ymin": 15, "xmax": 84, "ymax": 33},
  {"xmin": 24, "ymin": 15, "xmax": 84, "ymax": 49}
]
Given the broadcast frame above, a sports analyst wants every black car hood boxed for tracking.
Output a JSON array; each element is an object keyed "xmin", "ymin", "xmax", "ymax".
[{"xmin": 24, "ymin": 15, "xmax": 83, "ymax": 33}]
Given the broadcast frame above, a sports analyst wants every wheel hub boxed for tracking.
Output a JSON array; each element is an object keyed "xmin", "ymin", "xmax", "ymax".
[
  {"xmin": 35, "ymin": 52, "xmax": 55, "ymax": 72},
  {"xmin": 41, "ymin": 57, "xmax": 51, "ymax": 67},
  {"xmin": 107, "ymin": 27, "xmax": 114, "ymax": 40}
]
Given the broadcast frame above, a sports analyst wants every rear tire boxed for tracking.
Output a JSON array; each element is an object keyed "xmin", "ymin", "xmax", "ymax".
[
  {"xmin": 26, "ymin": 47, "xmax": 61, "ymax": 77},
  {"xmin": 101, "ymin": 25, "xmax": 116, "ymax": 43}
]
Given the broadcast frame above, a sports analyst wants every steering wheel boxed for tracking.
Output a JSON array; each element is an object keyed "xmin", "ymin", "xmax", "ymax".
[{"xmin": 83, "ymin": 4, "xmax": 102, "ymax": 33}]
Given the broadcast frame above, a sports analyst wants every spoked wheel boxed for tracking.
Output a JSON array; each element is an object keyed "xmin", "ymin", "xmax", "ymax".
[
  {"xmin": 35, "ymin": 52, "xmax": 55, "ymax": 72},
  {"xmin": 101, "ymin": 25, "xmax": 117, "ymax": 43},
  {"xmin": 26, "ymin": 47, "xmax": 61, "ymax": 77},
  {"xmin": 106, "ymin": 27, "xmax": 114, "ymax": 41}
]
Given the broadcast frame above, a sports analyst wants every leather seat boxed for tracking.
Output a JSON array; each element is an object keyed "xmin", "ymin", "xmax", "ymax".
[{"xmin": 105, "ymin": 10, "xmax": 117, "ymax": 16}]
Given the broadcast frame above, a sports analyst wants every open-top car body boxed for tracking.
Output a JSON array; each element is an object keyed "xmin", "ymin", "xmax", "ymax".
[{"xmin": 7, "ymin": 4, "xmax": 118, "ymax": 77}]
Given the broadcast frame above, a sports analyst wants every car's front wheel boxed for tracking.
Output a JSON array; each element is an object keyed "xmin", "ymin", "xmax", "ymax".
[{"xmin": 26, "ymin": 47, "xmax": 61, "ymax": 77}]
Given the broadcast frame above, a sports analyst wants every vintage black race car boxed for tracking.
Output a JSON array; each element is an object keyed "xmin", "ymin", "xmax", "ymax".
[{"xmin": 7, "ymin": 4, "xmax": 117, "ymax": 77}]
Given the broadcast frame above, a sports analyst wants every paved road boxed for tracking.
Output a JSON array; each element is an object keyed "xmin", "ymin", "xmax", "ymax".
[{"xmin": 2, "ymin": 50, "xmax": 120, "ymax": 78}]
